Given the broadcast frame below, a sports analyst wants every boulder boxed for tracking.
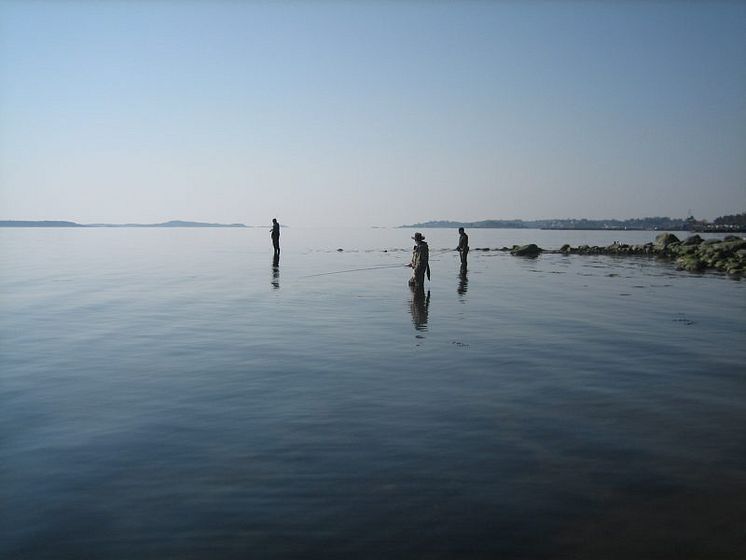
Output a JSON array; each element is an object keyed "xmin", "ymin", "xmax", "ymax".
[
  {"xmin": 655, "ymin": 233, "xmax": 680, "ymax": 248},
  {"xmin": 709, "ymin": 240, "xmax": 746, "ymax": 261},
  {"xmin": 722, "ymin": 239, "xmax": 746, "ymax": 252},
  {"xmin": 683, "ymin": 234, "xmax": 704, "ymax": 245},
  {"xmin": 676, "ymin": 245, "xmax": 698, "ymax": 256},
  {"xmin": 510, "ymin": 243, "xmax": 542, "ymax": 257},
  {"xmin": 607, "ymin": 241, "xmax": 631, "ymax": 254},
  {"xmin": 676, "ymin": 256, "xmax": 706, "ymax": 272}
]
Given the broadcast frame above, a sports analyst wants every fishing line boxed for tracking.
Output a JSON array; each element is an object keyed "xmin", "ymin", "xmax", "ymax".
[
  {"xmin": 298, "ymin": 259, "xmax": 442, "ymax": 279},
  {"xmin": 299, "ymin": 263, "xmax": 407, "ymax": 279}
]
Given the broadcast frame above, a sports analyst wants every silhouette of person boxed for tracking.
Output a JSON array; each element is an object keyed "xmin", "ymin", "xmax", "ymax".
[
  {"xmin": 271, "ymin": 253, "xmax": 280, "ymax": 289},
  {"xmin": 458, "ymin": 227, "xmax": 469, "ymax": 268},
  {"xmin": 407, "ymin": 232, "xmax": 429, "ymax": 287},
  {"xmin": 270, "ymin": 218, "xmax": 280, "ymax": 256},
  {"xmin": 409, "ymin": 284, "xmax": 430, "ymax": 331}
]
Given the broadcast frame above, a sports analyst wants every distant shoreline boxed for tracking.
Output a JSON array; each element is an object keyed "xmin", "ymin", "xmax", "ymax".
[
  {"xmin": 2, "ymin": 219, "xmax": 743, "ymax": 233},
  {"xmin": 538, "ymin": 226, "xmax": 746, "ymax": 233},
  {"xmin": 400, "ymin": 217, "xmax": 746, "ymax": 233},
  {"xmin": 0, "ymin": 220, "xmax": 248, "ymax": 228}
]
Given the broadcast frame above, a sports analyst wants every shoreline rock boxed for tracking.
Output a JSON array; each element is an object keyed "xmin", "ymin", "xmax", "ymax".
[
  {"xmin": 510, "ymin": 243, "xmax": 543, "ymax": 257},
  {"xmin": 512, "ymin": 233, "xmax": 745, "ymax": 276}
]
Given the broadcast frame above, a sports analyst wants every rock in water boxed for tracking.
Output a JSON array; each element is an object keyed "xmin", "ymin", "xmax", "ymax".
[
  {"xmin": 676, "ymin": 256, "xmax": 706, "ymax": 272},
  {"xmin": 511, "ymin": 244, "xmax": 542, "ymax": 257},
  {"xmin": 683, "ymin": 234, "xmax": 704, "ymax": 246},
  {"xmin": 655, "ymin": 233, "xmax": 680, "ymax": 248}
]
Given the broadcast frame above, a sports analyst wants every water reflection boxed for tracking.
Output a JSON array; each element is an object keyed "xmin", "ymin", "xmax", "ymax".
[
  {"xmin": 271, "ymin": 254, "xmax": 280, "ymax": 289},
  {"xmin": 458, "ymin": 265, "xmax": 468, "ymax": 300},
  {"xmin": 409, "ymin": 284, "xmax": 430, "ymax": 331}
]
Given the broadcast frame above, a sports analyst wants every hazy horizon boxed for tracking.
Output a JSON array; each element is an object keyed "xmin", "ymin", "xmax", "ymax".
[
  {"xmin": 1, "ymin": 1, "xmax": 744, "ymax": 227},
  {"xmin": 1, "ymin": 212, "xmax": 741, "ymax": 228}
]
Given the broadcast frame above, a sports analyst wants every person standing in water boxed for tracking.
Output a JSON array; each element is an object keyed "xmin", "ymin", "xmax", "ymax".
[
  {"xmin": 458, "ymin": 227, "xmax": 469, "ymax": 269},
  {"xmin": 270, "ymin": 218, "xmax": 280, "ymax": 256},
  {"xmin": 408, "ymin": 232, "xmax": 429, "ymax": 286}
]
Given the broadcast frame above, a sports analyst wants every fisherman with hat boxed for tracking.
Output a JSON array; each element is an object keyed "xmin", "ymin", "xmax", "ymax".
[{"xmin": 408, "ymin": 232, "xmax": 430, "ymax": 286}]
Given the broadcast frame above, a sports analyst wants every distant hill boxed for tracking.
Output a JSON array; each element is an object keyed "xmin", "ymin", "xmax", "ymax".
[
  {"xmin": 0, "ymin": 220, "xmax": 85, "ymax": 227},
  {"xmin": 0, "ymin": 220, "xmax": 247, "ymax": 228}
]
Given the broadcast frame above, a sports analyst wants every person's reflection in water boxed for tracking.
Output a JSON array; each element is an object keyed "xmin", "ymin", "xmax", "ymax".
[
  {"xmin": 271, "ymin": 254, "xmax": 280, "ymax": 289},
  {"xmin": 409, "ymin": 284, "xmax": 430, "ymax": 331},
  {"xmin": 458, "ymin": 265, "xmax": 468, "ymax": 300}
]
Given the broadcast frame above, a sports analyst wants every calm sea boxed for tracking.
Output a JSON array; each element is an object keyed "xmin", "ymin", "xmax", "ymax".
[{"xmin": 1, "ymin": 227, "xmax": 745, "ymax": 559}]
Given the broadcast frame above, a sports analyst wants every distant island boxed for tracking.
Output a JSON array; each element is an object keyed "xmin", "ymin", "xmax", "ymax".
[
  {"xmin": 0, "ymin": 220, "xmax": 247, "ymax": 228},
  {"xmin": 401, "ymin": 213, "xmax": 746, "ymax": 233}
]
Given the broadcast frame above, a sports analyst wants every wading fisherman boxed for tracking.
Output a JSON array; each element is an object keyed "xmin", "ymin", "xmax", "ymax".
[
  {"xmin": 270, "ymin": 218, "xmax": 280, "ymax": 256},
  {"xmin": 408, "ymin": 232, "xmax": 430, "ymax": 286},
  {"xmin": 458, "ymin": 227, "xmax": 469, "ymax": 268}
]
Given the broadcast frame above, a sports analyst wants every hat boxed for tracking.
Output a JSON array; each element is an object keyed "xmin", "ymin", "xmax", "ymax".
[{"xmin": 412, "ymin": 232, "xmax": 425, "ymax": 241}]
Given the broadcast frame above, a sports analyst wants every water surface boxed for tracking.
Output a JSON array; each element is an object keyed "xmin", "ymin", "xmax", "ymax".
[{"xmin": 1, "ymin": 228, "xmax": 745, "ymax": 559}]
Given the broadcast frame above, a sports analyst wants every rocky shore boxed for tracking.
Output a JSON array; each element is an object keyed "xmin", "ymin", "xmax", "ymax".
[{"xmin": 491, "ymin": 234, "xmax": 746, "ymax": 276}]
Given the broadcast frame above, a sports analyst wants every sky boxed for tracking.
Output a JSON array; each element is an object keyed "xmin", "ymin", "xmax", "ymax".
[{"xmin": 0, "ymin": 1, "xmax": 744, "ymax": 227}]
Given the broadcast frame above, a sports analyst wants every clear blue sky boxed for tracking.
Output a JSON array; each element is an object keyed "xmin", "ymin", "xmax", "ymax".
[{"xmin": 1, "ymin": 1, "xmax": 744, "ymax": 226}]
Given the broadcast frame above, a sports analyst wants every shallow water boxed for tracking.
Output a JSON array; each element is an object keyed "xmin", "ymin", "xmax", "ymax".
[{"xmin": 1, "ymin": 228, "xmax": 745, "ymax": 559}]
